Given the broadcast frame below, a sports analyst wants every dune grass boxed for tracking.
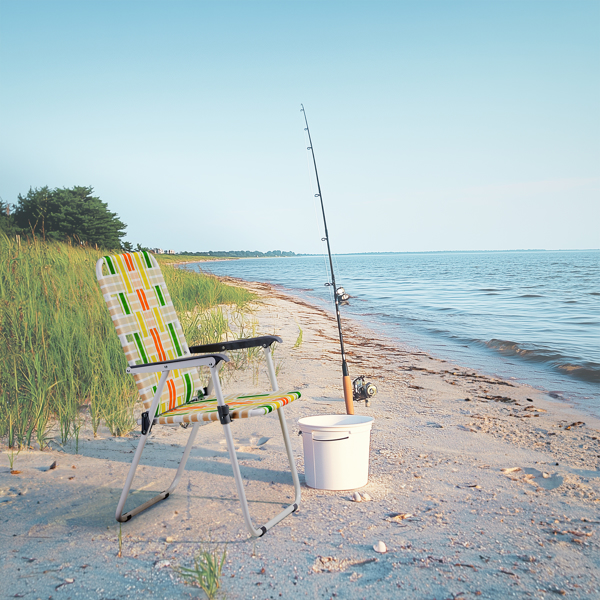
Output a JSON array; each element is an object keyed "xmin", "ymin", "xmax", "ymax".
[
  {"xmin": 294, "ymin": 324, "xmax": 303, "ymax": 348},
  {"xmin": 0, "ymin": 235, "xmax": 254, "ymax": 448},
  {"xmin": 174, "ymin": 544, "xmax": 227, "ymax": 599}
]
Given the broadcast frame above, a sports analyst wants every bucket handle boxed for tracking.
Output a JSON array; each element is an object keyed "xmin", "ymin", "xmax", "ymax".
[
  {"xmin": 297, "ymin": 430, "xmax": 352, "ymax": 442},
  {"xmin": 297, "ymin": 430, "xmax": 352, "ymax": 441}
]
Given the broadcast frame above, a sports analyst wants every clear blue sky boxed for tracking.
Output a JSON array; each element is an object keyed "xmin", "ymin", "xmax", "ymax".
[{"xmin": 1, "ymin": 0, "xmax": 598, "ymax": 253}]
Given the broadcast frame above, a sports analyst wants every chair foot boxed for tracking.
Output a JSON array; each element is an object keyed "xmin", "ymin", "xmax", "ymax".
[
  {"xmin": 117, "ymin": 491, "xmax": 170, "ymax": 522},
  {"xmin": 115, "ymin": 421, "xmax": 200, "ymax": 523},
  {"xmin": 252, "ymin": 500, "xmax": 300, "ymax": 537}
]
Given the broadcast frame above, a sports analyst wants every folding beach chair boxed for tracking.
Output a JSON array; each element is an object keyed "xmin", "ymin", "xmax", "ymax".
[{"xmin": 96, "ymin": 251, "xmax": 301, "ymax": 536}]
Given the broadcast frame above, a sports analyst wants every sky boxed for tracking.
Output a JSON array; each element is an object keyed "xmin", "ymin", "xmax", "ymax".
[{"xmin": 1, "ymin": 0, "xmax": 599, "ymax": 254}]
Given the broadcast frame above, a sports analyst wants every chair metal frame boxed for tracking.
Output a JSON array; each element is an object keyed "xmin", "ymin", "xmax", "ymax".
[
  {"xmin": 115, "ymin": 348, "xmax": 301, "ymax": 536},
  {"xmin": 96, "ymin": 254, "xmax": 301, "ymax": 537}
]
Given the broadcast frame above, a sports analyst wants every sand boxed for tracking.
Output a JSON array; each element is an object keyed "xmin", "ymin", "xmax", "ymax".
[{"xmin": 2, "ymin": 281, "xmax": 600, "ymax": 599}]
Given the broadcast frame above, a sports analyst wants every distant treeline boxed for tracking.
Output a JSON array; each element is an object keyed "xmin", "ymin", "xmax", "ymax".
[
  {"xmin": 1, "ymin": 186, "xmax": 300, "ymax": 256},
  {"xmin": 179, "ymin": 250, "xmax": 297, "ymax": 258},
  {"xmin": 1, "ymin": 186, "xmax": 128, "ymax": 249}
]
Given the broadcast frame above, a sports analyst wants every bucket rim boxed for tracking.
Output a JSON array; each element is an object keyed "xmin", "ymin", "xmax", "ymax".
[{"xmin": 298, "ymin": 414, "xmax": 374, "ymax": 429}]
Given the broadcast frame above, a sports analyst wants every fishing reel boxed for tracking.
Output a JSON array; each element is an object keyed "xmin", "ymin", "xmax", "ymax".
[
  {"xmin": 336, "ymin": 286, "xmax": 350, "ymax": 304},
  {"xmin": 325, "ymin": 283, "xmax": 350, "ymax": 304},
  {"xmin": 353, "ymin": 375, "xmax": 377, "ymax": 407}
]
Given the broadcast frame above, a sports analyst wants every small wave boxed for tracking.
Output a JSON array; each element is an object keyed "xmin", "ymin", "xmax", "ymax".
[
  {"xmin": 484, "ymin": 339, "xmax": 600, "ymax": 383},
  {"xmin": 519, "ymin": 294, "xmax": 543, "ymax": 298},
  {"xmin": 556, "ymin": 364, "xmax": 600, "ymax": 383},
  {"xmin": 485, "ymin": 339, "xmax": 559, "ymax": 360}
]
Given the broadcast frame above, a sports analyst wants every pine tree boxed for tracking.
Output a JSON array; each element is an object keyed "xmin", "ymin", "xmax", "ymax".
[{"xmin": 13, "ymin": 186, "xmax": 127, "ymax": 249}]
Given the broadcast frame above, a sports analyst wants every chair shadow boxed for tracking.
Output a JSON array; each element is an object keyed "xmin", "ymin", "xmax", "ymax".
[
  {"xmin": 51, "ymin": 432, "xmax": 301, "ymax": 542},
  {"xmin": 20, "ymin": 477, "xmax": 295, "ymax": 546},
  {"xmin": 61, "ymin": 436, "xmax": 296, "ymax": 484}
]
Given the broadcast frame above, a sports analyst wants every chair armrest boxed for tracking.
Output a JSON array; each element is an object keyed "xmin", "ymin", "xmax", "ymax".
[
  {"xmin": 189, "ymin": 335, "xmax": 283, "ymax": 354},
  {"xmin": 126, "ymin": 353, "xmax": 229, "ymax": 375}
]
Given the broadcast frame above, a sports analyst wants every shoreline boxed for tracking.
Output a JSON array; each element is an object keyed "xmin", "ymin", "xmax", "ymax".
[
  {"xmin": 187, "ymin": 252, "xmax": 600, "ymax": 415},
  {"xmin": 214, "ymin": 272, "xmax": 600, "ymax": 427},
  {"xmin": 3, "ymin": 276, "xmax": 600, "ymax": 598}
]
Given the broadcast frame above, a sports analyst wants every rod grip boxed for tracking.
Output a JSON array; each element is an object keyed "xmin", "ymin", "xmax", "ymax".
[{"xmin": 343, "ymin": 375, "xmax": 354, "ymax": 415}]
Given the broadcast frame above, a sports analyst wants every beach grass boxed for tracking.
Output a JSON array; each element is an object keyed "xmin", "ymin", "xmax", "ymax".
[
  {"xmin": 174, "ymin": 544, "xmax": 227, "ymax": 599},
  {"xmin": 294, "ymin": 324, "xmax": 303, "ymax": 348},
  {"xmin": 0, "ymin": 235, "xmax": 254, "ymax": 448}
]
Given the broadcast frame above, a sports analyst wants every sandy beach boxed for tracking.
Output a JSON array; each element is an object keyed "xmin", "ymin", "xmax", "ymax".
[{"xmin": 3, "ymin": 280, "xmax": 600, "ymax": 599}]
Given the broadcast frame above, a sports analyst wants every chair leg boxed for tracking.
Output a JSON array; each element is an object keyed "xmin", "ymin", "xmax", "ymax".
[
  {"xmin": 277, "ymin": 406, "xmax": 302, "ymax": 507},
  {"xmin": 210, "ymin": 364, "xmax": 301, "ymax": 537},
  {"xmin": 165, "ymin": 422, "xmax": 201, "ymax": 494},
  {"xmin": 205, "ymin": 360, "xmax": 223, "ymax": 396},
  {"xmin": 220, "ymin": 420, "xmax": 265, "ymax": 537},
  {"xmin": 115, "ymin": 421, "xmax": 201, "ymax": 522}
]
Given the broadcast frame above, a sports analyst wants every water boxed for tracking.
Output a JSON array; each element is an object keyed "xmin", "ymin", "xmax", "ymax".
[{"xmin": 189, "ymin": 251, "xmax": 600, "ymax": 416}]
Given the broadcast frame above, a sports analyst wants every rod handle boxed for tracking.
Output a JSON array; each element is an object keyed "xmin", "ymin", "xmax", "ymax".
[{"xmin": 343, "ymin": 375, "xmax": 354, "ymax": 415}]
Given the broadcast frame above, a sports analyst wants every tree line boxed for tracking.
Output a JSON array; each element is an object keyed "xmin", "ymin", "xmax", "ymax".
[
  {"xmin": 179, "ymin": 250, "xmax": 297, "ymax": 257},
  {"xmin": 1, "ymin": 186, "xmax": 128, "ymax": 249},
  {"xmin": 0, "ymin": 186, "xmax": 297, "ymax": 256}
]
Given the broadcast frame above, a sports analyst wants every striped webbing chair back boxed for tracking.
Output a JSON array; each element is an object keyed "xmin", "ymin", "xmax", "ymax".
[{"xmin": 96, "ymin": 251, "xmax": 202, "ymax": 416}]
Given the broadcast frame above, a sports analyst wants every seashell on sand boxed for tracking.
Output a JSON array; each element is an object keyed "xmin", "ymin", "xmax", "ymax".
[
  {"xmin": 352, "ymin": 491, "xmax": 362, "ymax": 502},
  {"xmin": 373, "ymin": 541, "xmax": 387, "ymax": 553},
  {"xmin": 361, "ymin": 492, "xmax": 372, "ymax": 501}
]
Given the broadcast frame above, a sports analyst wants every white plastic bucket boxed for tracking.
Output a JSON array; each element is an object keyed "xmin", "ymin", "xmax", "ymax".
[{"xmin": 298, "ymin": 415, "xmax": 374, "ymax": 490}]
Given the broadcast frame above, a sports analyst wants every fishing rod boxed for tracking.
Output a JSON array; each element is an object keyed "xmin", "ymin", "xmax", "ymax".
[{"xmin": 301, "ymin": 104, "xmax": 355, "ymax": 415}]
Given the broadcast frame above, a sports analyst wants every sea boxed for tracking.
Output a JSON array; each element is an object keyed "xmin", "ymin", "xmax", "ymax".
[{"xmin": 188, "ymin": 251, "xmax": 600, "ymax": 417}]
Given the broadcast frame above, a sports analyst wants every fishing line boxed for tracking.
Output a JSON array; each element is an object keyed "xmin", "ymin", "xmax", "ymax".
[
  {"xmin": 300, "ymin": 118, "xmax": 345, "ymax": 295},
  {"xmin": 302, "ymin": 119, "xmax": 333, "ymax": 303}
]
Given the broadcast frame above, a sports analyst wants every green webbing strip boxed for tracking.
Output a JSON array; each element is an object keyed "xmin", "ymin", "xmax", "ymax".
[
  {"xmin": 118, "ymin": 292, "xmax": 131, "ymax": 315},
  {"xmin": 105, "ymin": 255, "xmax": 116, "ymax": 275},
  {"xmin": 155, "ymin": 285, "xmax": 166, "ymax": 306},
  {"xmin": 168, "ymin": 322, "xmax": 183, "ymax": 357},
  {"xmin": 142, "ymin": 250, "xmax": 152, "ymax": 269},
  {"xmin": 183, "ymin": 373, "xmax": 192, "ymax": 403},
  {"xmin": 133, "ymin": 332, "xmax": 148, "ymax": 364}
]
